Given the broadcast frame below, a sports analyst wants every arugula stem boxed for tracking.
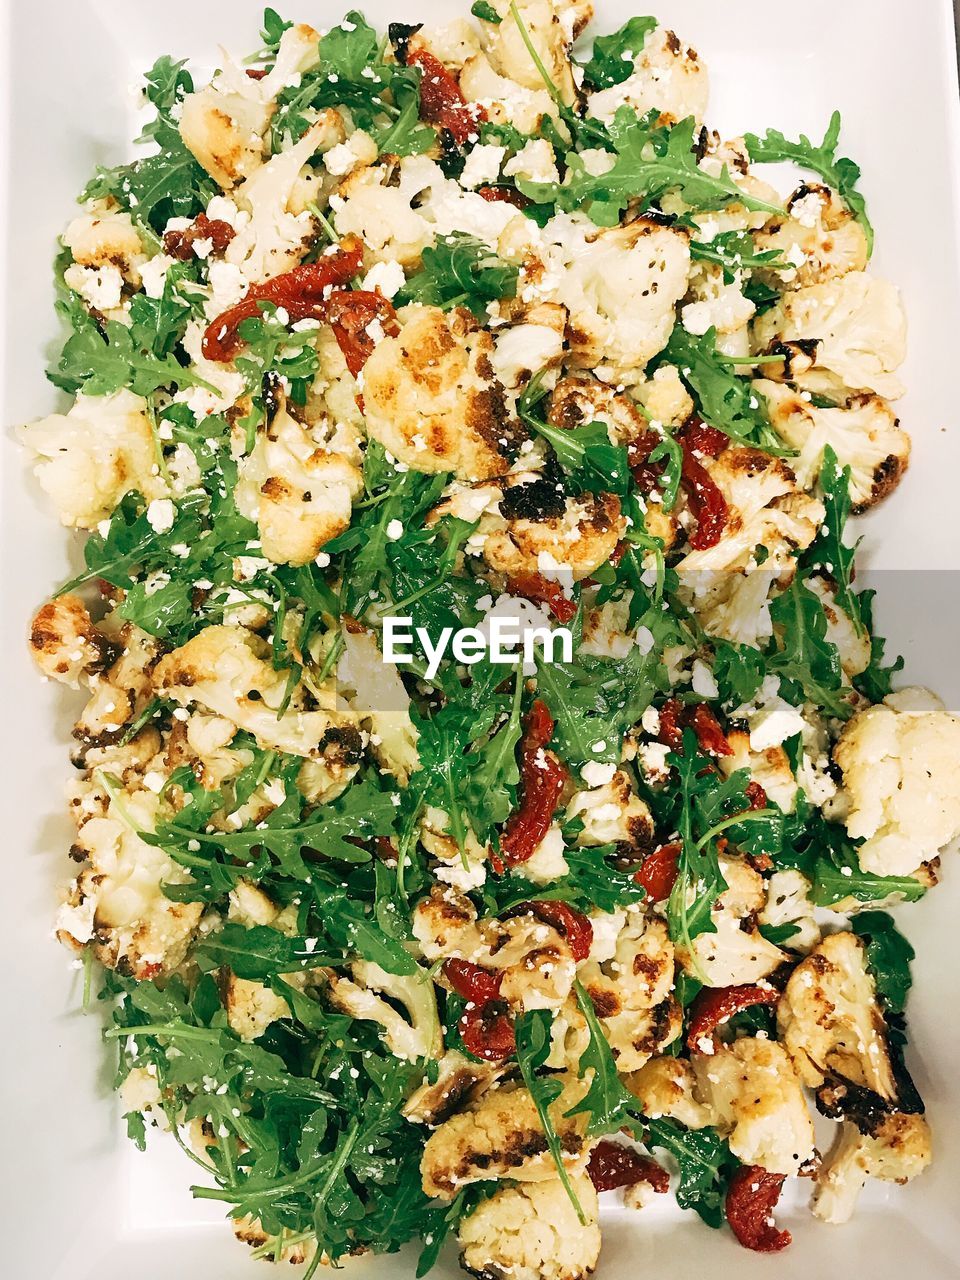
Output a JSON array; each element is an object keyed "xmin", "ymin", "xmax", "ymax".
[{"xmin": 695, "ymin": 807, "xmax": 776, "ymax": 851}]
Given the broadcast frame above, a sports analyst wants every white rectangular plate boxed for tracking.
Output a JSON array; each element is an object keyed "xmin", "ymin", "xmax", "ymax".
[{"xmin": 2, "ymin": 2, "xmax": 960, "ymax": 1277}]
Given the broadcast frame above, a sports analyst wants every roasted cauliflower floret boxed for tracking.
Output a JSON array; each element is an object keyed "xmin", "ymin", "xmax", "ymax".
[
  {"xmin": 73, "ymin": 617, "xmax": 163, "ymax": 744},
  {"xmin": 482, "ymin": 489, "xmax": 625, "ymax": 582},
  {"xmin": 753, "ymin": 272, "xmax": 908, "ymax": 400},
  {"xmin": 420, "ymin": 1078, "xmax": 588, "ymax": 1198},
  {"xmin": 625, "ymin": 1055, "xmax": 712, "ymax": 1130},
  {"xmin": 691, "ymin": 1036, "xmax": 816, "ymax": 1175},
  {"xmin": 58, "ymin": 788, "xmax": 202, "ymax": 978},
  {"xmin": 812, "ymin": 1113, "xmax": 932, "ymax": 1224},
  {"xmin": 457, "ymin": 1172, "xmax": 601, "ymax": 1280},
  {"xmin": 807, "ymin": 575, "xmax": 872, "ymax": 678},
  {"xmin": 756, "ymin": 378, "xmax": 910, "ymax": 512},
  {"xmin": 234, "ymin": 382, "xmax": 362, "ymax": 565},
  {"xmin": 362, "ymin": 306, "xmax": 525, "ymax": 481},
  {"xmin": 542, "ymin": 215, "xmax": 690, "ymax": 381},
  {"xmin": 324, "ymin": 962, "xmax": 441, "ymax": 1062},
  {"xmin": 224, "ymin": 120, "xmax": 333, "ymax": 282},
  {"xmin": 677, "ymin": 447, "xmax": 824, "ymax": 575},
  {"xmin": 684, "ymin": 569, "xmax": 776, "ymax": 648},
  {"xmin": 179, "ymin": 25, "xmax": 322, "ymax": 188},
  {"xmin": 29, "ymin": 595, "xmax": 114, "ymax": 689},
  {"xmin": 460, "ymin": 53, "xmax": 556, "ymax": 134},
  {"xmin": 337, "ymin": 627, "xmax": 420, "ymax": 784},
  {"xmin": 755, "ymin": 183, "xmax": 869, "ymax": 289},
  {"xmin": 778, "ymin": 931, "xmax": 896, "ymax": 1098},
  {"xmin": 833, "ymin": 688, "xmax": 960, "ymax": 876},
  {"xmin": 720, "ymin": 727, "xmax": 798, "ymax": 814},
  {"xmin": 679, "ymin": 853, "xmax": 786, "ymax": 986},
  {"xmin": 759, "ymin": 869, "xmax": 821, "ymax": 952},
  {"xmin": 330, "ymin": 163, "xmax": 432, "ymax": 267},
  {"xmin": 586, "ymin": 24, "xmax": 709, "ymax": 126},
  {"xmin": 154, "ymin": 625, "xmax": 360, "ymax": 765},
  {"xmin": 565, "ymin": 770, "xmax": 654, "ymax": 852},
  {"xmin": 576, "ymin": 911, "xmax": 681, "ymax": 1072},
  {"xmin": 19, "ymin": 390, "xmax": 167, "ymax": 529},
  {"xmin": 478, "ymin": 0, "xmax": 584, "ymax": 107},
  {"xmin": 222, "ymin": 970, "xmax": 304, "ymax": 1042},
  {"xmin": 403, "ymin": 1051, "xmax": 501, "ymax": 1127},
  {"xmin": 63, "ymin": 205, "xmax": 146, "ymax": 284}
]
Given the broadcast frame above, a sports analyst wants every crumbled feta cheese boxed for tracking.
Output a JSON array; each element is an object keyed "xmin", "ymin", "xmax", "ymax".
[
  {"xmin": 361, "ymin": 259, "xmax": 406, "ymax": 299},
  {"xmin": 459, "ymin": 143, "xmax": 507, "ymax": 189},
  {"xmin": 146, "ymin": 498, "xmax": 175, "ymax": 533}
]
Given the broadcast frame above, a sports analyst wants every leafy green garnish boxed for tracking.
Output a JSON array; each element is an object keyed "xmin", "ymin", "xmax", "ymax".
[
  {"xmin": 566, "ymin": 981, "xmax": 643, "ymax": 1137},
  {"xmin": 851, "ymin": 912, "xmax": 914, "ymax": 1013},
  {"xmin": 690, "ymin": 229, "xmax": 786, "ymax": 282},
  {"xmin": 745, "ymin": 110, "xmax": 873, "ymax": 255},
  {"xmin": 471, "ymin": 0, "xmax": 502, "ymax": 22},
  {"xmin": 399, "ymin": 234, "xmax": 519, "ymax": 319},
  {"xmin": 644, "ymin": 1119, "xmax": 735, "ymax": 1227},
  {"xmin": 579, "ymin": 16, "xmax": 657, "ymax": 90},
  {"xmin": 801, "ymin": 444, "xmax": 864, "ymax": 635},
  {"xmin": 514, "ymin": 1009, "xmax": 586, "ymax": 1222}
]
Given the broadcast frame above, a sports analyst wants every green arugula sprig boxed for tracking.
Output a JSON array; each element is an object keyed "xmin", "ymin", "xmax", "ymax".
[
  {"xmin": 745, "ymin": 110, "xmax": 874, "ymax": 255},
  {"xmin": 579, "ymin": 16, "xmax": 658, "ymax": 90},
  {"xmin": 398, "ymin": 234, "xmax": 519, "ymax": 319}
]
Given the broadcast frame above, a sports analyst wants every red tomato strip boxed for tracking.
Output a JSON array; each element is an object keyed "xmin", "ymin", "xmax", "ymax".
[
  {"xmin": 407, "ymin": 48, "xmax": 486, "ymax": 146},
  {"xmin": 686, "ymin": 984, "xmax": 780, "ymax": 1053},
  {"xmin": 443, "ymin": 958, "xmax": 503, "ymax": 1004},
  {"xmin": 164, "ymin": 213, "xmax": 236, "ymax": 261},
  {"xmin": 513, "ymin": 900, "xmax": 593, "ymax": 962},
  {"xmin": 500, "ymin": 701, "xmax": 568, "ymax": 866},
  {"xmin": 506, "ymin": 570, "xmax": 577, "ymax": 623},
  {"xmin": 588, "ymin": 1141, "xmax": 670, "ymax": 1194},
  {"xmin": 202, "ymin": 237, "xmax": 364, "ymax": 361},
  {"xmin": 658, "ymin": 698, "xmax": 731, "ymax": 758},
  {"xmin": 477, "ymin": 185, "xmax": 530, "ymax": 210},
  {"xmin": 324, "ymin": 288, "xmax": 400, "ymax": 378},
  {"xmin": 725, "ymin": 1166, "xmax": 791, "ymax": 1253},
  {"xmin": 459, "ymin": 1001, "xmax": 516, "ymax": 1061},
  {"xmin": 635, "ymin": 841, "xmax": 681, "ymax": 902}
]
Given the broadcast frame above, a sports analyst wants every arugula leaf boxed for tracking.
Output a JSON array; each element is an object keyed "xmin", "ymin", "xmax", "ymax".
[
  {"xmin": 851, "ymin": 912, "xmax": 914, "ymax": 1013},
  {"xmin": 83, "ymin": 56, "xmax": 217, "ymax": 233},
  {"xmin": 399, "ymin": 234, "xmax": 519, "ymax": 319},
  {"xmin": 470, "ymin": 1, "xmax": 502, "ymax": 22},
  {"xmin": 518, "ymin": 112, "xmax": 782, "ymax": 227},
  {"xmin": 711, "ymin": 639, "xmax": 766, "ymax": 706},
  {"xmin": 801, "ymin": 445, "xmax": 864, "ymax": 635},
  {"xmin": 643, "ymin": 1118, "xmax": 735, "ymax": 1227},
  {"xmin": 519, "ymin": 376, "xmax": 631, "ymax": 495},
  {"xmin": 311, "ymin": 880, "xmax": 419, "ymax": 976},
  {"xmin": 462, "ymin": 672, "xmax": 523, "ymax": 840},
  {"xmin": 50, "ymin": 299, "xmax": 215, "ymax": 397},
  {"xmin": 566, "ymin": 982, "xmax": 642, "ymax": 1137},
  {"xmin": 767, "ymin": 577, "xmax": 852, "ymax": 719},
  {"xmin": 745, "ymin": 110, "xmax": 873, "ymax": 255},
  {"xmin": 257, "ymin": 7, "xmax": 293, "ymax": 56},
  {"xmin": 690, "ymin": 229, "xmax": 786, "ymax": 282},
  {"xmin": 580, "ymin": 17, "xmax": 657, "ymax": 90},
  {"xmin": 662, "ymin": 325, "xmax": 782, "ymax": 450},
  {"xmin": 514, "ymin": 1009, "xmax": 586, "ymax": 1222},
  {"xmin": 128, "ymin": 259, "xmax": 203, "ymax": 359},
  {"xmin": 853, "ymin": 589, "xmax": 904, "ymax": 702},
  {"xmin": 196, "ymin": 924, "xmax": 337, "ymax": 978}
]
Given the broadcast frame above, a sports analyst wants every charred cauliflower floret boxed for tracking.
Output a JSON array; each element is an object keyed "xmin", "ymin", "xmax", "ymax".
[
  {"xmin": 756, "ymin": 378, "xmax": 909, "ymax": 512},
  {"xmin": 403, "ymin": 1051, "xmax": 501, "ymax": 1127},
  {"xmin": 420, "ymin": 1077, "xmax": 588, "ymax": 1198},
  {"xmin": 679, "ymin": 853, "xmax": 786, "ymax": 986},
  {"xmin": 807, "ymin": 575, "xmax": 872, "ymax": 678},
  {"xmin": 179, "ymin": 24, "xmax": 322, "ymax": 188},
  {"xmin": 625, "ymin": 1055, "xmax": 713, "ymax": 1129},
  {"xmin": 684, "ymin": 569, "xmax": 777, "ymax": 648},
  {"xmin": 753, "ymin": 272, "xmax": 908, "ymax": 400},
  {"xmin": 543, "ymin": 215, "xmax": 690, "ymax": 381},
  {"xmin": 63, "ymin": 204, "xmax": 146, "ymax": 284},
  {"xmin": 234, "ymin": 380, "xmax": 362, "ymax": 565},
  {"xmin": 58, "ymin": 788, "xmax": 202, "ymax": 978},
  {"xmin": 691, "ymin": 1036, "xmax": 816, "ymax": 1175},
  {"xmin": 222, "ymin": 969, "xmax": 306, "ymax": 1043},
  {"xmin": 833, "ymin": 688, "xmax": 960, "ymax": 876},
  {"xmin": 20, "ymin": 390, "xmax": 167, "ymax": 529},
  {"xmin": 755, "ymin": 183, "xmax": 869, "ymax": 290},
  {"xmin": 778, "ymin": 931, "xmax": 897, "ymax": 1097},
  {"xmin": 759, "ymin": 869, "xmax": 820, "ymax": 953},
  {"xmin": 73, "ymin": 617, "xmax": 163, "ymax": 744},
  {"xmin": 576, "ymin": 910, "xmax": 681, "ymax": 1071},
  {"xmin": 330, "ymin": 163, "xmax": 432, "ymax": 267},
  {"xmin": 482, "ymin": 487, "xmax": 625, "ymax": 582},
  {"xmin": 677, "ymin": 447, "xmax": 824, "ymax": 576},
  {"xmin": 813, "ymin": 1112, "xmax": 932, "ymax": 1224},
  {"xmin": 720, "ymin": 727, "xmax": 798, "ymax": 814},
  {"xmin": 362, "ymin": 305, "xmax": 526, "ymax": 481},
  {"xmin": 29, "ymin": 595, "xmax": 114, "ymax": 688},
  {"xmin": 586, "ymin": 25, "xmax": 709, "ymax": 126},
  {"xmin": 457, "ymin": 1171, "xmax": 601, "ymax": 1280},
  {"xmin": 324, "ymin": 962, "xmax": 441, "ymax": 1061},
  {"xmin": 154, "ymin": 625, "xmax": 361, "ymax": 769},
  {"xmin": 476, "ymin": 0, "xmax": 585, "ymax": 107},
  {"xmin": 460, "ymin": 54, "xmax": 556, "ymax": 134},
  {"xmin": 565, "ymin": 770, "xmax": 655, "ymax": 853},
  {"xmin": 337, "ymin": 626, "xmax": 420, "ymax": 784}
]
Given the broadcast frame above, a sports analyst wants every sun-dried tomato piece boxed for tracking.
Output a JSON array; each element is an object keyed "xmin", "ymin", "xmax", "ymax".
[
  {"xmin": 725, "ymin": 1165, "xmax": 791, "ymax": 1253},
  {"xmin": 680, "ymin": 446, "xmax": 729, "ymax": 550},
  {"xmin": 506, "ymin": 570, "xmax": 577, "ymax": 623},
  {"xmin": 635, "ymin": 841, "xmax": 682, "ymax": 902},
  {"xmin": 658, "ymin": 699, "xmax": 731, "ymax": 758},
  {"xmin": 477, "ymin": 184, "xmax": 530, "ymax": 209},
  {"xmin": 164, "ymin": 212, "xmax": 236, "ymax": 261},
  {"xmin": 587, "ymin": 1141, "xmax": 671, "ymax": 1194},
  {"xmin": 681, "ymin": 417, "xmax": 729, "ymax": 459},
  {"xmin": 202, "ymin": 237, "xmax": 365, "ymax": 361},
  {"xmin": 246, "ymin": 67, "xmax": 270, "ymax": 80},
  {"xmin": 745, "ymin": 780, "xmax": 768, "ymax": 810},
  {"xmin": 459, "ymin": 1000, "xmax": 516, "ymax": 1061},
  {"xmin": 323, "ymin": 288, "xmax": 400, "ymax": 378},
  {"xmin": 500, "ymin": 701, "xmax": 568, "ymax": 866},
  {"xmin": 627, "ymin": 428, "xmax": 666, "ymax": 494},
  {"xmin": 686, "ymin": 984, "xmax": 780, "ymax": 1053},
  {"xmin": 513, "ymin": 900, "xmax": 594, "ymax": 962},
  {"xmin": 443, "ymin": 958, "xmax": 503, "ymax": 1004},
  {"xmin": 407, "ymin": 48, "xmax": 486, "ymax": 146}
]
